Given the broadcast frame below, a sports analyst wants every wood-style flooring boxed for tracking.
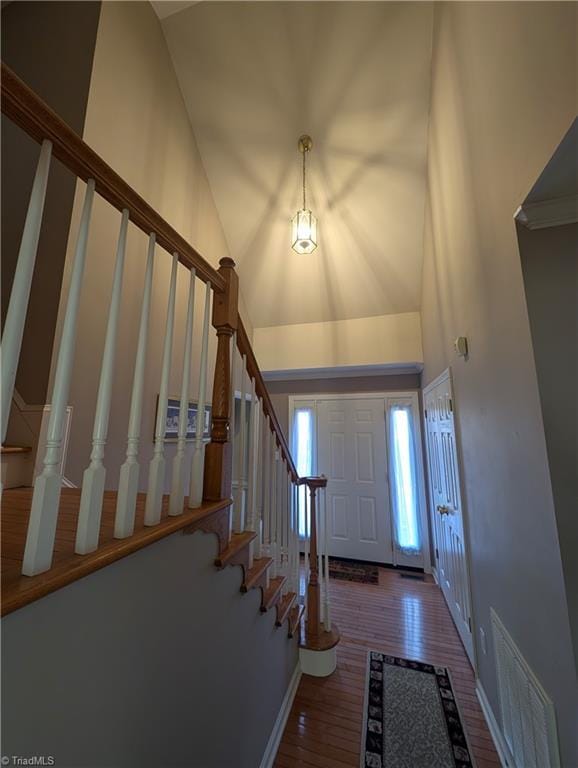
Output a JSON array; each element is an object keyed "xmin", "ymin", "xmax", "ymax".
[{"xmin": 275, "ymin": 568, "xmax": 500, "ymax": 768}]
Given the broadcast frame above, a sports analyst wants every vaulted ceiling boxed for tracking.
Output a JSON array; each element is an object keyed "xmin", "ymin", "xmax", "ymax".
[{"xmin": 159, "ymin": 2, "xmax": 433, "ymax": 329}]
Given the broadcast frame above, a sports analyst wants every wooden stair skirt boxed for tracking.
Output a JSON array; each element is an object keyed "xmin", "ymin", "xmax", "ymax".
[{"xmin": 2, "ymin": 488, "xmax": 301, "ymax": 637}]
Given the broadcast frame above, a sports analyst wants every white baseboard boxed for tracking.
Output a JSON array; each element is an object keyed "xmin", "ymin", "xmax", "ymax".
[
  {"xmin": 476, "ymin": 679, "xmax": 512, "ymax": 768},
  {"xmin": 431, "ymin": 566, "xmax": 439, "ymax": 585},
  {"xmin": 260, "ymin": 661, "xmax": 301, "ymax": 768}
]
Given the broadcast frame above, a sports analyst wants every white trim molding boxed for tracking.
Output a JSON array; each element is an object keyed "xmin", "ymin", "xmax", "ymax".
[
  {"xmin": 288, "ymin": 390, "xmax": 431, "ymax": 573},
  {"xmin": 260, "ymin": 661, "xmax": 302, "ymax": 768},
  {"xmin": 300, "ymin": 645, "xmax": 337, "ymax": 677},
  {"xmin": 263, "ymin": 363, "xmax": 422, "ymax": 382},
  {"xmin": 514, "ymin": 194, "xmax": 578, "ymax": 230},
  {"xmin": 476, "ymin": 680, "xmax": 511, "ymax": 768}
]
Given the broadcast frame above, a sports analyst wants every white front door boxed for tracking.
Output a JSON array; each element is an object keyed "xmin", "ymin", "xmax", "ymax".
[
  {"xmin": 424, "ymin": 372, "xmax": 474, "ymax": 663},
  {"xmin": 317, "ymin": 398, "xmax": 393, "ymax": 564}
]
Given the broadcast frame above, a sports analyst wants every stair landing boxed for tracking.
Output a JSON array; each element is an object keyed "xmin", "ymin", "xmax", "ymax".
[{"xmin": 1, "ymin": 487, "xmax": 231, "ymax": 616}]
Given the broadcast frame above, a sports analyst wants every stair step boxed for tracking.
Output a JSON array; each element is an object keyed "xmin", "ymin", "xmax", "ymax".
[
  {"xmin": 261, "ymin": 576, "xmax": 285, "ymax": 612},
  {"xmin": 214, "ymin": 530, "xmax": 256, "ymax": 569},
  {"xmin": 288, "ymin": 604, "xmax": 305, "ymax": 638},
  {"xmin": 241, "ymin": 557, "xmax": 273, "ymax": 593},
  {"xmin": 1, "ymin": 488, "xmax": 232, "ymax": 616},
  {"xmin": 1, "ymin": 445, "xmax": 32, "ymax": 454},
  {"xmin": 276, "ymin": 592, "xmax": 296, "ymax": 626}
]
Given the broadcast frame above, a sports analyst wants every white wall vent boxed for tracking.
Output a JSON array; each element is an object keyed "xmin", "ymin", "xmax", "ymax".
[{"xmin": 490, "ymin": 608, "xmax": 561, "ymax": 768}]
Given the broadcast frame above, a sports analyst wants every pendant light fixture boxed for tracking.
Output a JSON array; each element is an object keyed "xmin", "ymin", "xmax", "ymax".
[{"xmin": 291, "ymin": 134, "xmax": 318, "ymax": 254}]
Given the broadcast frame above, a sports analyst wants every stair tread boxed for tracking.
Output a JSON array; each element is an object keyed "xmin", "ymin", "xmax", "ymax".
[
  {"xmin": 288, "ymin": 604, "xmax": 305, "ymax": 638},
  {"xmin": 261, "ymin": 576, "xmax": 286, "ymax": 612},
  {"xmin": 1, "ymin": 487, "xmax": 231, "ymax": 616},
  {"xmin": 1, "ymin": 445, "xmax": 32, "ymax": 454},
  {"xmin": 241, "ymin": 556, "xmax": 273, "ymax": 592},
  {"xmin": 214, "ymin": 530, "xmax": 256, "ymax": 568},
  {"xmin": 276, "ymin": 591, "xmax": 296, "ymax": 626}
]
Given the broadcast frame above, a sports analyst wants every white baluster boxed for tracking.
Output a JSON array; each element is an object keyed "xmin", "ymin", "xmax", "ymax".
[
  {"xmin": 276, "ymin": 450, "xmax": 283, "ymax": 579},
  {"xmin": 293, "ymin": 482, "xmax": 299, "ymax": 595},
  {"xmin": 115, "ymin": 234, "xmax": 156, "ymax": 538},
  {"xmin": 1, "ymin": 140, "xmax": 52, "ymax": 443},
  {"xmin": 324, "ymin": 486, "xmax": 331, "ymax": 631},
  {"xmin": 233, "ymin": 354, "xmax": 247, "ymax": 533},
  {"xmin": 144, "ymin": 251, "xmax": 178, "ymax": 526},
  {"xmin": 189, "ymin": 280, "xmax": 211, "ymax": 508},
  {"xmin": 262, "ymin": 417, "xmax": 270, "ymax": 557},
  {"xmin": 169, "ymin": 268, "xmax": 196, "ymax": 516},
  {"xmin": 246, "ymin": 378, "xmax": 259, "ymax": 562},
  {"xmin": 22, "ymin": 179, "xmax": 95, "ymax": 576},
  {"xmin": 229, "ymin": 335, "xmax": 238, "ymax": 534},
  {"xmin": 288, "ymin": 472, "xmax": 292, "ymax": 586},
  {"xmin": 318, "ymin": 488, "xmax": 324, "ymax": 623},
  {"xmin": 304, "ymin": 482, "xmax": 310, "ymax": 583},
  {"xmin": 288, "ymin": 473, "xmax": 293, "ymax": 590},
  {"xmin": 271, "ymin": 438, "xmax": 278, "ymax": 576},
  {"xmin": 76, "ymin": 209, "xmax": 129, "ymax": 554},
  {"xmin": 283, "ymin": 464, "xmax": 289, "ymax": 594},
  {"xmin": 253, "ymin": 399, "xmax": 263, "ymax": 561},
  {"xmin": 303, "ymin": 483, "xmax": 309, "ymax": 618}
]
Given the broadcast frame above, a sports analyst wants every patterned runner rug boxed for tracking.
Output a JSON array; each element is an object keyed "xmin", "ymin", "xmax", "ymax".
[
  {"xmin": 328, "ymin": 557, "xmax": 379, "ymax": 584},
  {"xmin": 361, "ymin": 650, "xmax": 474, "ymax": 768}
]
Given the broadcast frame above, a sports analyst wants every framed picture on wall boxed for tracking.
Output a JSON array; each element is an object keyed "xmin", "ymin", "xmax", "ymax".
[{"xmin": 155, "ymin": 397, "xmax": 212, "ymax": 443}]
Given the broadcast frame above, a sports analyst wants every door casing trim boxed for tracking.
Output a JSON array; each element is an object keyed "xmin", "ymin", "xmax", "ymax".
[
  {"xmin": 423, "ymin": 368, "xmax": 478, "ymax": 672},
  {"xmin": 288, "ymin": 391, "xmax": 431, "ymax": 572}
]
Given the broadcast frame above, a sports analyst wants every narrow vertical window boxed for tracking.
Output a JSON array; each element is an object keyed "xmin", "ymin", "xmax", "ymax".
[
  {"xmin": 292, "ymin": 407, "xmax": 313, "ymax": 537},
  {"xmin": 389, "ymin": 404, "xmax": 421, "ymax": 554}
]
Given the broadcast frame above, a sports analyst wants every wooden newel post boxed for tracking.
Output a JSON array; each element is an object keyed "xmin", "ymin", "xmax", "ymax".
[
  {"xmin": 303, "ymin": 476, "xmax": 327, "ymax": 643},
  {"xmin": 203, "ymin": 257, "xmax": 239, "ymax": 502}
]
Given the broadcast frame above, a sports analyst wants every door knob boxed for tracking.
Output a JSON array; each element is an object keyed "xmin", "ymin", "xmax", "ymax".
[{"xmin": 437, "ymin": 505, "xmax": 450, "ymax": 516}]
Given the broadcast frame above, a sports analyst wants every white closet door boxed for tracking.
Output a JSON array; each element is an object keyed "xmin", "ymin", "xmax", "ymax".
[
  {"xmin": 424, "ymin": 373, "xmax": 474, "ymax": 663},
  {"xmin": 317, "ymin": 398, "xmax": 393, "ymax": 564}
]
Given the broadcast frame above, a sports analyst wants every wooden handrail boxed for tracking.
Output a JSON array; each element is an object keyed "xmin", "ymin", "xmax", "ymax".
[
  {"xmin": 236, "ymin": 316, "xmax": 298, "ymax": 481},
  {"xmin": 0, "ymin": 62, "xmax": 225, "ymax": 291}
]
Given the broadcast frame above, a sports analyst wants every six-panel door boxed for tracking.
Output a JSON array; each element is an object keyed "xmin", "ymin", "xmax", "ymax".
[
  {"xmin": 317, "ymin": 398, "xmax": 393, "ymax": 563},
  {"xmin": 424, "ymin": 376, "xmax": 474, "ymax": 663}
]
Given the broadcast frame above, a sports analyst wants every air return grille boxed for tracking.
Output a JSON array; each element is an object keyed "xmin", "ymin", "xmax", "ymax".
[{"xmin": 490, "ymin": 609, "xmax": 560, "ymax": 768}]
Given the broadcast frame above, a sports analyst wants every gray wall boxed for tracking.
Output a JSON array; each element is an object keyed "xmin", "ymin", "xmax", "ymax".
[
  {"xmin": 421, "ymin": 3, "xmax": 577, "ymax": 764},
  {"xmin": 1, "ymin": 1, "xmax": 101, "ymax": 404},
  {"xmin": 519, "ymin": 221, "xmax": 578, "ymax": 671},
  {"xmin": 266, "ymin": 373, "xmax": 421, "ymax": 440},
  {"xmin": 1, "ymin": 530, "xmax": 298, "ymax": 767}
]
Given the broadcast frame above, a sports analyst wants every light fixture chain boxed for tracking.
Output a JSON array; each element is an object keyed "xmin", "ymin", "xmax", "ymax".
[{"xmin": 302, "ymin": 148, "xmax": 307, "ymax": 210}]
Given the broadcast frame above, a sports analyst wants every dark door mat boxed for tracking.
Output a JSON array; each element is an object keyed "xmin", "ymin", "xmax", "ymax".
[
  {"xmin": 328, "ymin": 557, "xmax": 379, "ymax": 584},
  {"xmin": 400, "ymin": 572, "xmax": 426, "ymax": 581}
]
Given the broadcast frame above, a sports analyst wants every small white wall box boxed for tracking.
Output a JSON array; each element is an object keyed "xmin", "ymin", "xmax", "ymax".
[{"xmin": 454, "ymin": 337, "xmax": 468, "ymax": 357}]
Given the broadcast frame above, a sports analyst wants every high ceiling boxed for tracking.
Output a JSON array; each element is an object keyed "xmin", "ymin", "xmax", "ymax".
[{"xmin": 160, "ymin": 2, "xmax": 433, "ymax": 329}]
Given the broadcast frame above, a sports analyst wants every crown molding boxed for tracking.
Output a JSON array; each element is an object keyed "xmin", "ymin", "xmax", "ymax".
[
  {"xmin": 262, "ymin": 363, "xmax": 423, "ymax": 382},
  {"xmin": 514, "ymin": 194, "xmax": 578, "ymax": 230}
]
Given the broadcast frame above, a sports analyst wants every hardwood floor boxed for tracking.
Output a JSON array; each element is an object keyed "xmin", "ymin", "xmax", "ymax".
[{"xmin": 275, "ymin": 568, "xmax": 500, "ymax": 768}]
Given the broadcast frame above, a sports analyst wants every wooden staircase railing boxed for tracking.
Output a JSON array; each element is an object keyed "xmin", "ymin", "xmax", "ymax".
[{"xmin": 0, "ymin": 62, "xmax": 338, "ymax": 663}]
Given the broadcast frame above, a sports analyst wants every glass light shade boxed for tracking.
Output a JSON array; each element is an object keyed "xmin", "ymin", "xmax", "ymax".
[{"xmin": 291, "ymin": 208, "xmax": 318, "ymax": 254}]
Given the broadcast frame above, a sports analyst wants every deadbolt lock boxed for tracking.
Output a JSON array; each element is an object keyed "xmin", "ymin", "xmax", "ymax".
[{"xmin": 437, "ymin": 505, "xmax": 450, "ymax": 516}]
